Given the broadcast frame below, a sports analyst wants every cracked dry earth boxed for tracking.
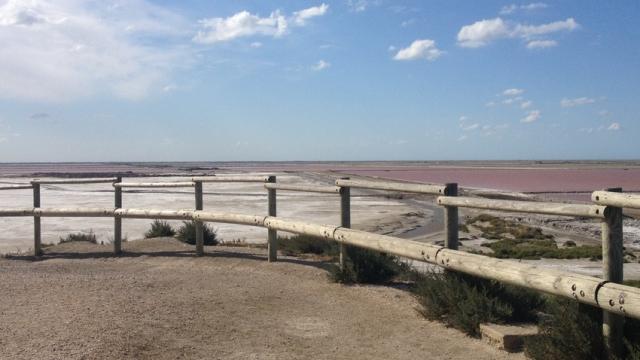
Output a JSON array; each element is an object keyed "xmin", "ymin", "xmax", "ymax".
[{"xmin": 0, "ymin": 238, "xmax": 523, "ymax": 360}]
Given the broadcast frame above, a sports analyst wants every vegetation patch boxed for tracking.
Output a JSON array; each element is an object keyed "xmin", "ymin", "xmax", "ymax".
[
  {"xmin": 277, "ymin": 234, "xmax": 337, "ymax": 257},
  {"xmin": 467, "ymin": 214, "xmax": 553, "ymax": 241},
  {"xmin": 413, "ymin": 271, "xmax": 542, "ymax": 337},
  {"xmin": 59, "ymin": 232, "xmax": 97, "ymax": 244},
  {"xmin": 525, "ymin": 297, "xmax": 640, "ymax": 360},
  {"xmin": 467, "ymin": 214, "xmax": 602, "ymax": 260},
  {"xmin": 625, "ymin": 280, "xmax": 640, "ymax": 288},
  {"xmin": 144, "ymin": 220, "xmax": 175, "ymax": 238},
  {"xmin": 176, "ymin": 221, "xmax": 218, "ymax": 246},
  {"xmin": 412, "ymin": 270, "xmax": 640, "ymax": 358},
  {"xmin": 330, "ymin": 245, "xmax": 409, "ymax": 284},
  {"xmin": 482, "ymin": 238, "xmax": 602, "ymax": 260}
]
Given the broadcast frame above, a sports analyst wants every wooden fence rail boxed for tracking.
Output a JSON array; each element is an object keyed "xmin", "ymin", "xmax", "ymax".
[
  {"xmin": 437, "ymin": 196, "xmax": 606, "ymax": 218},
  {"xmin": 593, "ymin": 191, "xmax": 640, "ymax": 209},
  {"xmin": 31, "ymin": 178, "xmax": 118, "ymax": 184},
  {"xmin": 0, "ymin": 184, "xmax": 33, "ymax": 190},
  {"xmin": 0, "ymin": 175, "xmax": 637, "ymax": 357},
  {"xmin": 1, "ymin": 206, "xmax": 640, "ymax": 323},
  {"xmin": 114, "ymin": 182, "xmax": 195, "ymax": 188}
]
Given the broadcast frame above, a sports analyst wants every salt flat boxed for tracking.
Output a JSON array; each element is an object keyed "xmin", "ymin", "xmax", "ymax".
[{"xmin": 0, "ymin": 173, "xmax": 424, "ymax": 254}]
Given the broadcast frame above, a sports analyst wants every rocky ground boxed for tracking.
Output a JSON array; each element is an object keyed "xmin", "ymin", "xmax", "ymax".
[{"xmin": 0, "ymin": 238, "xmax": 522, "ymax": 360}]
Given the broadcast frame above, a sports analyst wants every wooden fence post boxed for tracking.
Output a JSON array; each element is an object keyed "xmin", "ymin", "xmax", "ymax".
[
  {"xmin": 339, "ymin": 178, "xmax": 351, "ymax": 269},
  {"xmin": 32, "ymin": 182, "xmax": 41, "ymax": 256},
  {"xmin": 195, "ymin": 180, "xmax": 204, "ymax": 256},
  {"xmin": 444, "ymin": 183, "xmax": 459, "ymax": 250},
  {"xmin": 602, "ymin": 187, "xmax": 624, "ymax": 358},
  {"xmin": 114, "ymin": 176, "xmax": 122, "ymax": 254},
  {"xmin": 267, "ymin": 176, "xmax": 277, "ymax": 262}
]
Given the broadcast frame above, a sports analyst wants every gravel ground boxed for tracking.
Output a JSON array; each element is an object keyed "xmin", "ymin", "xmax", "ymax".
[{"xmin": 0, "ymin": 238, "xmax": 522, "ymax": 360}]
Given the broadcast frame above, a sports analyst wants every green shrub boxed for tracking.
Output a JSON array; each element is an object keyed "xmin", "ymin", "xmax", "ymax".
[
  {"xmin": 413, "ymin": 271, "xmax": 543, "ymax": 337},
  {"xmin": 330, "ymin": 246, "xmax": 409, "ymax": 284},
  {"xmin": 625, "ymin": 280, "xmax": 640, "ymax": 288},
  {"xmin": 483, "ymin": 238, "xmax": 602, "ymax": 260},
  {"xmin": 176, "ymin": 221, "xmax": 218, "ymax": 245},
  {"xmin": 144, "ymin": 220, "xmax": 175, "ymax": 238},
  {"xmin": 524, "ymin": 296, "xmax": 640, "ymax": 360},
  {"xmin": 467, "ymin": 214, "xmax": 553, "ymax": 241},
  {"xmin": 278, "ymin": 234, "xmax": 338, "ymax": 257},
  {"xmin": 59, "ymin": 231, "xmax": 97, "ymax": 244},
  {"xmin": 525, "ymin": 298, "xmax": 603, "ymax": 360}
]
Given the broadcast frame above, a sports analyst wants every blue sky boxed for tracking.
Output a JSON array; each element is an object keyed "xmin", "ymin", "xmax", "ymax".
[{"xmin": 0, "ymin": 0, "xmax": 638, "ymax": 161}]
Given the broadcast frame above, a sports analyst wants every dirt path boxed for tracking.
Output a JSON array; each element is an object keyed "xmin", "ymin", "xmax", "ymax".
[{"xmin": 0, "ymin": 238, "xmax": 523, "ymax": 360}]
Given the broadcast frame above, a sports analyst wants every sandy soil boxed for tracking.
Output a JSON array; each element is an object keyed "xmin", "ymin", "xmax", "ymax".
[{"xmin": 0, "ymin": 238, "xmax": 522, "ymax": 360}]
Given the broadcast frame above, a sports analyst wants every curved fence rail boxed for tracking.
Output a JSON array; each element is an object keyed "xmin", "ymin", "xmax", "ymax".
[
  {"xmin": 1, "ymin": 175, "xmax": 638, "ymax": 356},
  {"xmin": 1, "ymin": 206, "xmax": 640, "ymax": 322}
]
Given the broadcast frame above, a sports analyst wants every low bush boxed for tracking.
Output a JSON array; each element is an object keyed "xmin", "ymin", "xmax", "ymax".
[
  {"xmin": 59, "ymin": 231, "xmax": 97, "ymax": 244},
  {"xmin": 144, "ymin": 220, "xmax": 175, "ymax": 238},
  {"xmin": 524, "ymin": 295, "xmax": 640, "ymax": 360},
  {"xmin": 176, "ymin": 221, "xmax": 218, "ymax": 245},
  {"xmin": 467, "ymin": 214, "xmax": 553, "ymax": 241},
  {"xmin": 278, "ymin": 234, "xmax": 337, "ymax": 257},
  {"xmin": 413, "ymin": 271, "xmax": 542, "ymax": 337},
  {"xmin": 330, "ymin": 245, "xmax": 409, "ymax": 284},
  {"xmin": 483, "ymin": 238, "xmax": 602, "ymax": 260},
  {"xmin": 525, "ymin": 298, "xmax": 603, "ymax": 360}
]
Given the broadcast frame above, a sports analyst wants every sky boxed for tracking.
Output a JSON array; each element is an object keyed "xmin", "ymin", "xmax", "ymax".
[{"xmin": 0, "ymin": 0, "xmax": 638, "ymax": 162}]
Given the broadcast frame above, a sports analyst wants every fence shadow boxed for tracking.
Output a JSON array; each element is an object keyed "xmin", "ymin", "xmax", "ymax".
[{"xmin": 3, "ymin": 247, "xmax": 333, "ymax": 272}]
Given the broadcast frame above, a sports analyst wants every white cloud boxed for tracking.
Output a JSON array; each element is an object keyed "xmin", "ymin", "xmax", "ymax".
[
  {"xmin": 457, "ymin": 18, "xmax": 510, "ymax": 48},
  {"xmin": 388, "ymin": 45, "xmax": 396, "ymax": 52},
  {"xmin": 521, "ymin": 110, "xmax": 541, "ymax": 123},
  {"xmin": 526, "ymin": 39, "xmax": 557, "ymax": 49},
  {"xmin": 459, "ymin": 115, "xmax": 469, "ymax": 122},
  {"xmin": 515, "ymin": 18, "xmax": 578, "ymax": 38},
  {"xmin": 250, "ymin": 41, "xmax": 263, "ymax": 48},
  {"xmin": 607, "ymin": 122, "xmax": 620, "ymax": 131},
  {"xmin": 401, "ymin": 19, "xmax": 415, "ymax": 27},
  {"xmin": 292, "ymin": 4, "xmax": 329, "ymax": 26},
  {"xmin": 393, "ymin": 39, "xmax": 443, "ymax": 61},
  {"xmin": 503, "ymin": 88, "xmax": 524, "ymax": 96},
  {"xmin": 457, "ymin": 135, "xmax": 468, "ymax": 141},
  {"xmin": 312, "ymin": 60, "xmax": 330, "ymax": 71},
  {"xmin": 194, "ymin": 4, "xmax": 328, "ymax": 44},
  {"xmin": 561, "ymin": 97, "xmax": 596, "ymax": 107},
  {"xmin": 457, "ymin": 17, "xmax": 578, "ymax": 48},
  {"xmin": 347, "ymin": 0, "xmax": 369, "ymax": 12},
  {"xmin": 485, "ymin": 101, "xmax": 496, "ymax": 107},
  {"xmin": 0, "ymin": 0, "xmax": 190, "ymax": 102},
  {"xmin": 499, "ymin": 5, "xmax": 518, "ymax": 15},
  {"xmin": 520, "ymin": 100, "xmax": 533, "ymax": 109},
  {"xmin": 162, "ymin": 84, "xmax": 177, "ymax": 93},
  {"xmin": 522, "ymin": 2, "xmax": 549, "ymax": 11},
  {"xmin": 500, "ymin": 3, "xmax": 548, "ymax": 15},
  {"xmin": 461, "ymin": 123, "xmax": 479, "ymax": 131},
  {"xmin": 193, "ymin": 10, "xmax": 287, "ymax": 43}
]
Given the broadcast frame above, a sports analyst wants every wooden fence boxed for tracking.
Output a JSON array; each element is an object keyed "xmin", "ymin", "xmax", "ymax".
[{"xmin": 2, "ymin": 175, "xmax": 640, "ymax": 357}]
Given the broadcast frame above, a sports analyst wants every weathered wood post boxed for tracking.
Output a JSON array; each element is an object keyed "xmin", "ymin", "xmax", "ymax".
[
  {"xmin": 32, "ymin": 182, "xmax": 41, "ymax": 256},
  {"xmin": 267, "ymin": 176, "xmax": 277, "ymax": 262},
  {"xmin": 444, "ymin": 183, "xmax": 459, "ymax": 250},
  {"xmin": 339, "ymin": 178, "xmax": 351, "ymax": 269},
  {"xmin": 602, "ymin": 187, "xmax": 624, "ymax": 358},
  {"xmin": 114, "ymin": 176, "xmax": 122, "ymax": 254},
  {"xmin": 195, "ymin": 180, "xmax": 204, "ymax": 256}
]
